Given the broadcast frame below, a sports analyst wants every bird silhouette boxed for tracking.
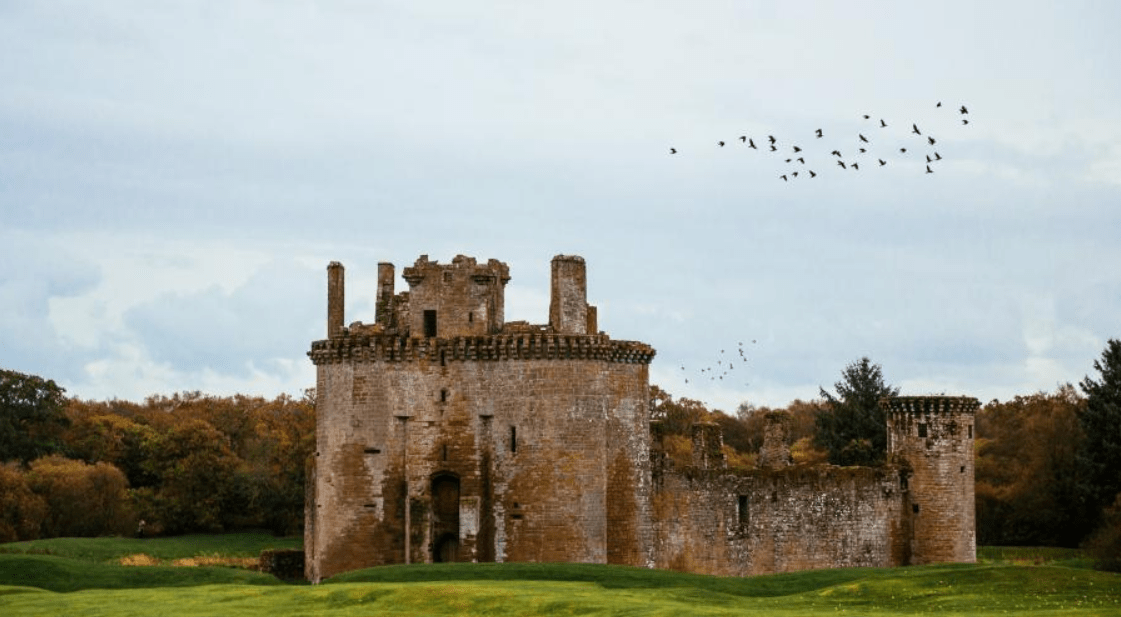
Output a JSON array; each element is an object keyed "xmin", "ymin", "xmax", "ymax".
[
  {"xmin": 880, "ymin": 119, "xmax": 887, "ymax": 127},
  {"xmin": 791, "ymin": 171, "xmax": 799, "ymax": 178},
  {"xmin": 793, "ymin": 146, "xmax": 802, "ymax": 152},
  {"xmin": 851, "ymin": 162, "xmax": 859, "ymax": 170},
  {"xmin": 863, "ymin": 114, "xmax": 871, "ymax": 120},
  {"xmin": 718, "ymin": 141, "xmax": 725, "ymax": 147},
  {"xmin": 739, "ymin": 136, "xmax": 747, "ymax": 142},
  {"xmin": 837, "ymin": 160, "xmax": 846, "ymax": 169},
  {"xmin": 748, "ymin": 139, "xmax": 757, "ymax": 149},
  {"xmin": 878, "ymin": 159, "xmax": 887, "ymax": 166},
  {"xmin": 962, "ymin": 119, "xmax": 969, "ymax": 125},
  {"xmin": 768, "ymin": 135, "xmax": 776, "ymax": 144},
  {"xmin": 928, "ymin": 136, "xmax": 936, "ymax": 145},
  {"xmin": 912, "ymin": 124, "xmax": 921, "ymax": 135},
  {"xmin": 937, "ymin": 101, "xmax": 942, "ymax": 108},
  {"xmin": 815, "ymin": 128, "xmax": 823, "ymax": 138},
  {"xmin": 781, "ymin": 174, "xmax": 788, "ymax": 181},
  {"xmin": 670, "ymin": 148, "xmax": 677, "ymax": 154},
  {"xmin": 859, "ymin": 148, "xmax": 867, "ymax": 153},
  {"xmin": 926, "ymin": 154, "xmax": 933, "ymax": 163},
  {"xmin": 960, "ymin": 105, "xmax": 968, "ymax": 114},
  {"xmin": 831, "ymin": 150, "xmax": 842, "ymax": 157},
  {"xmin": 934, "ymin": 152, "xmax": 942, "ymax": 160},
  {"xmin": 859, "ymin": 134, "xmax": 868, "ymax": 143},
  {"xmin": 797, "ymin": 157, "xmax": 805, "ymax": 164},
  {"xmin": 900, "ymin": 148, "xmax": 907, "ymax": 153},
  {"xmin": 809, "ymin": 170, "xmax": 817, "ymax": 178},
  {"xmin": 926, "ymin": 165, "xmax": 934, "ymax": 174},
  {"xmin": 770, "ymin": 145, "xmax": 777, "ymax": 152}
]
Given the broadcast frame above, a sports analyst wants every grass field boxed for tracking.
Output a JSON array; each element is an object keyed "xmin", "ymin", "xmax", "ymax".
[{"xmin": 1, "ymin": 536, "xmax": 1119, "ymax": 616}]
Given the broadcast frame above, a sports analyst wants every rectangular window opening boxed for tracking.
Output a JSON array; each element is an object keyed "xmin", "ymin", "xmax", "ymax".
[
  {"xmin": 737, "ymin": 495, "xmax": 749, "ymax": 527},
  {"xmin": 440, "ymin": 389, "xmax": 448, "ymax": 403},
  {"xmin": 918, "ymin": 423, "xmax": 928, "ymax": 438},
  {"xmin": 468, "ymin": 311, "xmax": 474, "ymax": 323},
  {"xmin": 968, "ymin": 425, "xmax": 973, "ymax": 439},
  {"xmin": 912, "ymin": 503, "xmax": 920, "ymax": 514},
  {"xmin": 424, "ymin": 310, "xmax": 437, "ymax": 338},
  {"xmin": 363, "ymin": 447, "xmax": 381, "ymax": 455},
  {"xmin": 442, "ymin": 444, "xmax": 448, "ymax": 461},
  {"xmin": 510, "ymin": 426, "xmax": 517, "ymax": 454}
]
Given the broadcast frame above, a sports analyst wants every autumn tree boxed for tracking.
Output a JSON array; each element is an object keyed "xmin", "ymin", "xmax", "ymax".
[
  {"xmin": 0, "ymin": 462, "xmax": 47, "ymax": 541},
  {"xmin": 0, "ymin": 368, "xmax": 69, "ymax": 463},
  {"xmin": 1078, "ymin": 338, "xmax": 1121, "ymax": 533},
  {"xmin": 974, "ymin": 386, "xmax": 1085, "ymax": 546},
  {"xmin": 25, "ymin": 455, "xmax": 133, "ymax": 538},
  {"xmin": 814, "ymin": 357, "xmax": 899, "ymax": 466}
]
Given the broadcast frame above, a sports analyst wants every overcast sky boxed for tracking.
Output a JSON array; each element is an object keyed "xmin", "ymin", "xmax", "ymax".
[{"xmin": 2, "ymin": 1, "xmax": 1119, "ymax": 412}]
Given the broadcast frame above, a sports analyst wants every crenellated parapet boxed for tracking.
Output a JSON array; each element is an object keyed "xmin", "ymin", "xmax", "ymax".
[
  {"xmin": 308, "ymin": 332, "xmax": 656, "ymax": 365},
  {"xmin": 880, "ymin": 396, "xmax": 980, "ymax": 417}
]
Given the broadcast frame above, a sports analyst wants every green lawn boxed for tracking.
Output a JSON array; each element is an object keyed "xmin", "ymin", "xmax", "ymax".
[{"xmin": 1, "ymin": 537, "xmax": 1119, "ymax": 616}]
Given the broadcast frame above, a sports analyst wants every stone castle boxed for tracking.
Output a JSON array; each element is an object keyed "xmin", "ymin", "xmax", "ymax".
[{"xmin": 305, "ymin": 254, "xmax": 977, "ymax": 582}]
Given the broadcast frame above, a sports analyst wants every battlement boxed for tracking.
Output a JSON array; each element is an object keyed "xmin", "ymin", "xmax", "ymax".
[
  {"xmin": 880, "ymin": 396, "xmax": 980, "ymax": 416},
  {"xmin": 308, "ymin": 332, "xmax": 655, "ymax": 365}
]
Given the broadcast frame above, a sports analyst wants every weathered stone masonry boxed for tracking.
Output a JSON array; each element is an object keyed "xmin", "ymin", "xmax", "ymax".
[{"xmin": 305, "ymin": 254, "xmax": 978, "ymax": 581}]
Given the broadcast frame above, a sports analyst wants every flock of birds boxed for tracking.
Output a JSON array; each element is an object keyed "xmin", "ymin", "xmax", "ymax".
[
  {"xmin": 681, "ymin": 340, "xmax": 755, "ymax": 387},
  {"xmin": 670, "ymin": 102, "xmax": 971, "ymax": 181}
]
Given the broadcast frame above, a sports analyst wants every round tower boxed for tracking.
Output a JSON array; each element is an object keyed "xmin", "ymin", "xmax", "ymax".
[{"xmin": 883, "ymin": 395, "xmax": 979, "ymax": 565}]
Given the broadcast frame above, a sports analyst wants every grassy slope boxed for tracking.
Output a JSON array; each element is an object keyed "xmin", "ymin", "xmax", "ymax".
[{"xmin": 1, "ymin": 538, "xmax": 1119, "ymax": 616}]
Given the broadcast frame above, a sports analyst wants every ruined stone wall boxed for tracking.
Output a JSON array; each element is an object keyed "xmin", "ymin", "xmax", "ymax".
[
  {"xmin": 306, "ymin": 333, "xmax": 655, "ymax": 582},
  {"xmin": 401, "ymin": 255, "xmax": 509, "ymax": 338},
  {"xmin": 650, "ymin": 461, "xmax": 906, "ymax": 577}
]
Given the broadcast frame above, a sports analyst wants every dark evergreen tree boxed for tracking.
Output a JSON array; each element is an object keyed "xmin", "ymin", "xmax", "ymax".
[
  {"xmin": 814, "ymin": 357, "xmax": 899, "ymax": 466},
  {"xmin": 1078, "ymin": 339, "xmax": 1121, "ymax": 530},
  {"xmin": 0, "ymin": 369, "xmax": 69, "ymax": 464}
]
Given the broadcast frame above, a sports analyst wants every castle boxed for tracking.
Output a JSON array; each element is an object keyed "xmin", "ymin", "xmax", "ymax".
[{"xmin": 304, "ymin": 254, "xmax": 977, "ymax": 582}]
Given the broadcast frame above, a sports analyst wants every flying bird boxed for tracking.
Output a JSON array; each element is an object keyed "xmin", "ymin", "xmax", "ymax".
[
  {"xmin": 859, "ymin": 134, "xmax": 869, "ymax": 143},
  {"xmin": 851, "ymin": 162, "xmax": 859, "ymax": 170},
  {"xmin": 937, "ymin": 101, "xmax": 942, "ymax": 107},
  {"xmin": 793, "ymin": 146, "xmax": 802, "ymax": 152},
  {"xmin": 670, "ymin": 148, "xmax": 677, "ymax": 154},
  {"xmin": 718, "ymin": 141, "xmax": 725, "ymax": 147},
  {"xmin": 926, "ymin": 165, "xmax": 934, "ymax": 174},
  {"xmin": 962, "ymin": 119, "xmax": 969, "ymax": 125},
  {"xmin": 934, "ymin": 152, "xmax": 942, "ymax": 160},
  {"xmin": 768, "ymin": 135, "xmax": 776, "ymax": 144},
  {"xmin": 797, "ymin": 157, "xmax": 805, "ymax": 164},
  {"xmin": 748, "ymin": 138, "xmax": 757, "ymax": 149},
  {"xmin": 770, "ymin": 144, "xmax": 777, "ymax": 152},
  {"xmin": 880, "ymin": 119, "xmax": 887, "ymax": 127},
  {"xmin": 809, "ymin": 170, "xmax": 817, "ymax": 178},
  {"xmin": 912, "ymin": 123, "xmax": 921, "ymax": 135},
  {"xmin": 831, "ymin": 150, "xmax": 842, "ymax": 157},
  {"xmin": 926, "ymin": 154, "xmax": 933, "ymax": 163},
  {"xmin": 740, "ymin": 136, "xmax": 747, "ymax": 142},
  {"xmin": 928, "ymin": 136, "xmax": 936, "ymax": 145},
  {"xmin": 960, "ymin": 105, "xmax": 969, "ymax": 114},
  {"xmin": 781, "ymin": 174, "xmax": 788, "ymax": 181},
  {"xmin": 863, "ymin": 114, "xmax": 871, "ymax": 119},
  {"xmin": 878, "ymin": 159, "xmax": 887, "ymax": 166},
  {"xmin": 900, "ymin": 148, "xmax": 907, "ymax": 153},
  {"xmin": 859, "ymin": 148, "xmax": 867, "ymax": 153},
  {"xmin": 837, "ymin": 160, "xmax": 846, "ymax": 169},
  {"xmin": 815, "ymin": 128, "xmax": 823, "ymax": 138}
]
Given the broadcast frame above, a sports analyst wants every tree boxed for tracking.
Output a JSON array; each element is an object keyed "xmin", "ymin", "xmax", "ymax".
[
  {"xmin": 814, "ymin": 357, "xmax": 899, "ymax": 466},
  {"xmin": 1079, "ymin": 338, "xmax": 1121, "ymax": 530},
  {"xmin": 0, "ymin": 369, "xmax": 69, "ymax": 463}
]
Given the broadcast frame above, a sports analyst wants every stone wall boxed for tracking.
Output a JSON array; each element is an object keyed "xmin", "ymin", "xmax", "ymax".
[{"xmin": 650, "ymin": 458, "xmax": 906, "ymax": 577}]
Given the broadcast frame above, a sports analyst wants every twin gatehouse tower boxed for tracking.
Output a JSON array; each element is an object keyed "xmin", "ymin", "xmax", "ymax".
[{"xmin": 305, "ymin": 254, "xmax": 977, "ymax": 582}]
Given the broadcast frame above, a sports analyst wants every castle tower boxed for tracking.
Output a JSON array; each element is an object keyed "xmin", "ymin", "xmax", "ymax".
[
  {"xmin": 883, "ymin": 395, "xmax": 979, "ymax": 565},
  {"xmin": 549, "ymin": 255, "xmax": 588, "ymax": 334},
  {"xmin": 326, "ymin": 262, "xmax": 344, "ymax": 339},
  {"xmin": 306, "ymin": 255, "xmax": 656, "ymax": 582}
]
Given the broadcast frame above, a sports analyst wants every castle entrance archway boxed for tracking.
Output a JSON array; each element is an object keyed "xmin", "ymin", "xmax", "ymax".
[{"xmin": 431, "ymin": 473, "xmax": 460, "ymax": 562}]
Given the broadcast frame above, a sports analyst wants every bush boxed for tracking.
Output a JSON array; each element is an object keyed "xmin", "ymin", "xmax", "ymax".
[
  {"xmin": 0, "ymin": 462, "xmax": 47, "ymax": 541},
  {"xmin": 26, "ymin": 455, "xmax": 134, "ymax": 537},
  {"xmin": 1086, "ymin": 492, "xmax": 1121, "ymax": 572}
]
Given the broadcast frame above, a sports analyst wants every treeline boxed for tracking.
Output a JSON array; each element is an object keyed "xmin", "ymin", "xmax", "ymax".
[{"xmin": 0, "ymin": 370, "xmax": 314, "ymax": 542}]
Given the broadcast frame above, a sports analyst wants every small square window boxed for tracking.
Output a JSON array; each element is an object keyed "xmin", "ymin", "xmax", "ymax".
[{"xmin": 918, "ymin": 423, "xmax": 928, "ymax": 438}]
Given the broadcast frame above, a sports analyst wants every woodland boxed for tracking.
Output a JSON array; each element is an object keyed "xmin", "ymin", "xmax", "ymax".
[{"xmin": 1, "ymin": 340, "xmax": 1119, "ymax": 571}]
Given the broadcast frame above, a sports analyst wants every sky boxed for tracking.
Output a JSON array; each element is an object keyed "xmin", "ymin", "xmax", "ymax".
[{"xmin": 2, "ymin": 1, "xmax": 1119, "ymax": 412}]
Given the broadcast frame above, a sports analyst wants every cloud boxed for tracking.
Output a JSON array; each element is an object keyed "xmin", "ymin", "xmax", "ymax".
[
  {"xmin": 123, "ymin": 259, "xmax": 320, "ymax": 377},
  {"xmin": 0, "ymin": 232, "xmax": 101, "ymax": 382}
]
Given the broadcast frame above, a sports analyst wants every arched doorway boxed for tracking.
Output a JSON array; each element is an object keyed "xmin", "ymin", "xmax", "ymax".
[{"xmin": 431, "ymin": 473, "xmax": 460, "ymax": 562}]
